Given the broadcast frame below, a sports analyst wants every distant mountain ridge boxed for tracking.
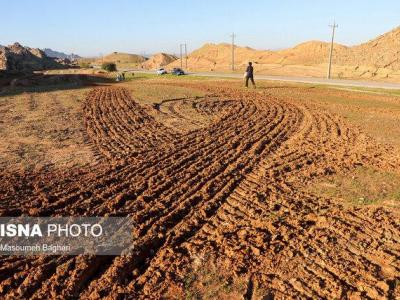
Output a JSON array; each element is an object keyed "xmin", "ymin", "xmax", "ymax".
[{"xmin": 43, "ymin": 48, "xmax": 81, "ymax": 60}]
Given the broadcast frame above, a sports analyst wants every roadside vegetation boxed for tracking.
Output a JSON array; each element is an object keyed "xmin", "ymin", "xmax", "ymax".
[{"xmin": 101, "ymin": 62, "xmax": 117, "ymax": 72}]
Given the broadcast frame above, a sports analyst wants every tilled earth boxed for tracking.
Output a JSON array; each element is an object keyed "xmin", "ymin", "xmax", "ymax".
[{"xmin": 0, "ymin": 83, "xmax": 399, "ymax": 299}]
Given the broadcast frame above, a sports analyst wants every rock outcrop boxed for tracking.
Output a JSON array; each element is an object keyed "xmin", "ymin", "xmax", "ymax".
[{"xmin": 0, "ymin": 43, "xmax": 67, "ymax": 73}]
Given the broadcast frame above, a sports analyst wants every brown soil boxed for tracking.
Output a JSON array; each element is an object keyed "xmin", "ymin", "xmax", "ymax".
[{"xmin": 0, "ymin": 83, "xmax": 399, "ymax": 299}]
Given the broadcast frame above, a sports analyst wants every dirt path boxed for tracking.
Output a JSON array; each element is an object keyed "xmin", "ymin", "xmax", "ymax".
[{"xmin": 0, "ymin": 85, "xmax": 399, "ymax": 299}]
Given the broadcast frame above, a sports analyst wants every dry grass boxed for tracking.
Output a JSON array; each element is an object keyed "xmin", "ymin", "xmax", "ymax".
[
  {"xmin": 175, "ymin": 255, "xmax": 276, "ymax": 300},
  {"xmin": 0, "ymin": 85, "xmax": 94, "ymax": 172},
  {"xmin": 123, "ymin": 82, "xmax": 205, "ymax": 105},
  {"xmin": 182, "ymin": 263, "xmax": 247, "ymax": 300},
  {"xmin": 308, "ymin": 166, "xmax": 400, "ymax": 207}
]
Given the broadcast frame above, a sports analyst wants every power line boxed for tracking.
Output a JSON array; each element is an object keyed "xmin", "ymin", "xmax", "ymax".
[
  {"xmin": 327, "ymin": 20, "xmax": 338, "ymax": 79},
  {"xmin": 230, "ymin": 33, "xmax": 236, "ymax": 71}
]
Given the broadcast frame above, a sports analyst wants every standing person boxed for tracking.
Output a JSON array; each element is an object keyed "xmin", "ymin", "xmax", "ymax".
[{"xmin": 245, "ymin": 62, "xmax": 256, "ymax": 88}]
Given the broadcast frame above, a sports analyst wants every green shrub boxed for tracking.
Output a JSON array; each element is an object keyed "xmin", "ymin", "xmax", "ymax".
[{"xmin": 102, "ymin": 62, "xmax": 117, "ymax": 72}]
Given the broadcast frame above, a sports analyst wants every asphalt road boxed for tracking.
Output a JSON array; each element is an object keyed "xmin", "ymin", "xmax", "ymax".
[
  {"xmin": 195, "ymin": 72, "xmax": 400, "ymax": 90},
  {"xmin": 126, "ymin": 69, "xmax": 400, "ymax": 90}
]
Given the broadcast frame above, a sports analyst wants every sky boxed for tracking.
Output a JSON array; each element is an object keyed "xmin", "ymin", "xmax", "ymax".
[{"xmin": 1, "ymin": 0, "xmax": 400, "ymax": 57}]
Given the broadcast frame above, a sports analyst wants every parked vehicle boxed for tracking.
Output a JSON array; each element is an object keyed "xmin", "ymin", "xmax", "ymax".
[
  {"xmin": 156, "ymin": 68, "xmax": 167, "ymax": 75},
  {"xmin": 171, "ymin": 68, "xmax": 185, "ymax": 75}
]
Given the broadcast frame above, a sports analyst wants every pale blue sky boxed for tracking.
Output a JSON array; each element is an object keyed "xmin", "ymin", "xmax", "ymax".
[{"xmin": 1, "ymin": 1, "xmax": 399, "ymax": 57}]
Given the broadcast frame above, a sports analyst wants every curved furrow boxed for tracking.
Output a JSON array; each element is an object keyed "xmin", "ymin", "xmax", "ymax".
[{"xmin": 0, "ymin": 84, "xmax": 399, "ymax": 299}]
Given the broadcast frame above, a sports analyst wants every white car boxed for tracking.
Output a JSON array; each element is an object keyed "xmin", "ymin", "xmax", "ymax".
[{"xmin": 156, "ymin": 68, "xmax": 167, "ymax": 75}]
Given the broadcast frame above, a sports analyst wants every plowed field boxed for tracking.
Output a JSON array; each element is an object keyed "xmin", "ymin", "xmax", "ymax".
[{"xmin": 0, "ymin": 83, "xmax": 399, "ymax": 299}]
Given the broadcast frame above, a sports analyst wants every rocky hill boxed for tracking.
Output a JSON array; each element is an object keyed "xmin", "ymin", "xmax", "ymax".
[
  {"xmin": 168, "ymin": 43, "xmax": 271, "ymax": 71},
  {"xmin": 168, "ymin": 26, "xmax": 400, "ymax": 75},
  {"xmin": 141, "ymin": 53, "xmax": 177, "ymax": 69},
  {"xmin": 0, "ymin": 43, "xmax": 67, "ymax": 73}
]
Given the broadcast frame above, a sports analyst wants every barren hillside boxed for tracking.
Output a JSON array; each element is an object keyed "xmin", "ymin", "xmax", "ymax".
[
  {"xmin": 276, "ymin": 41, "xmax": 350, "ymax": 65},
  {"xmin": 141, "ymin": 53, "xmax": 177, "ymax": 69},
  {"xmin": 168, "ymin": 43, "xmax": 279, "ymax": 71},
  {"xmin": 97, "ymin": 52, "xmax": 147, "ymax": 65},
  {"xmin": 338, "ymin": 26, "xmax": 400, "ymax": 69},
  {"xmin": 167, "ymin": 26, "xmax": 400, "ymax": 79}
]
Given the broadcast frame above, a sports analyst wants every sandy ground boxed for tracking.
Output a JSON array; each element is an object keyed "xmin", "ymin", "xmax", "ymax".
[{"xmin": 0, "ymin": 78, "xmax": 399, "ymax": 299}]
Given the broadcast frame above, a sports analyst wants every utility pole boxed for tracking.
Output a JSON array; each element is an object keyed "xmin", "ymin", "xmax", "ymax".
[
  {"xmin": 180, "ymin": 44, "xmax": 183, "ymax": 69},
  {"xmin": 230, "ymin": 33, "xmax": 236, "ymax": 71},
  {"xmin": 180, "ymin": 43, "xmax": 187, "ymax": 69},
  {"xmin": 184, "ymin": 43, "xmax": 187, "ymax": 69},
  {"xmin": 327, "ymin": 20, "xmax": 338, "ymax": 79}
]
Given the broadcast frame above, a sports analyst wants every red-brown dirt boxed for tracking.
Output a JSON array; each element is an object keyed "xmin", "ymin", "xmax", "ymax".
[{"xmin": 0, "ymin": 84, "xmax": 399, "ymax": 299}]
